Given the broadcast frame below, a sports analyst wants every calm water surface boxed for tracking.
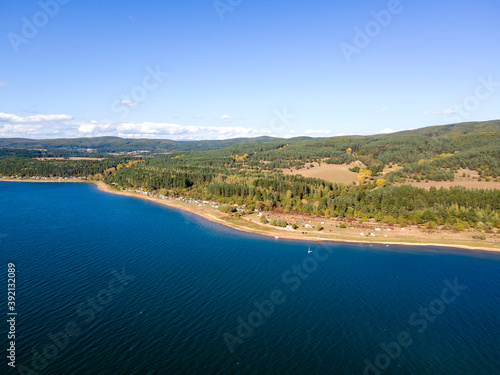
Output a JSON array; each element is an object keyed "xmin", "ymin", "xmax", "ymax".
[{"xmin": 0, "ymin": 182, "xmax": 499, "ymax": 375}]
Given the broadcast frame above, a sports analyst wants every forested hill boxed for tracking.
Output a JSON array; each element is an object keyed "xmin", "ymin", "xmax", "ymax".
[
  {"xmin": 0, "ymin": 135, "xmax": 305, "ymax": 154},
  {"xmin": 2, "ymin": 120, "xmax": 500, "ymax": 233},
  {"xmin": 388, "ymin": 120, "xmax": 500, "ymax": 137},
  {"xmin": 0, "ymin": 120, "xmax": 499, "ymax": 155},
  {"xmin": 1, "ymin": 120, "xmax": 500, "ymax": 180},
  {"xmin": 2, "ymin": 119, "xmax": 500, "ymax": 180}
]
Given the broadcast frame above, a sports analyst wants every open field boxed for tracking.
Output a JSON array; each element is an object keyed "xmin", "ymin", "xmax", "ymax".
[
  {"xmin": 285, "ymin": 164, "xmax": 500, "ymax": 190},
  {"xmin": 254, "ymin": 211, "xmax": 500, "ymax": 249},
  {"xmin": 283, "ymin": 161, "xmax": 364, "ymax": 184},
  {"xmin": 35, "ymin": 157, "xmax": 105, "ymax": 161},
  {"xmin": 395, "ymin": 169, "xmax": 500, "ymax": 190}
]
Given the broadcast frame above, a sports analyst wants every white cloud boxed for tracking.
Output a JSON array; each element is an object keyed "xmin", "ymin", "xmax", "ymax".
[
  {"xmin": 441, "ymin": 106, "xmax": 457, "ymax": 114},
  {"xmin": 0, "ymin": 112, "xmax": 271, "ymax": 140},
  {"xmin": 77, "ymin": 124, "xmax": 100, "ymax": 134},
  {"xmin": 0, "ymin": 111, "xmax": 342, "ymax": 141},
  {"xmin": 0, "ymin": 112, "xmax": 73, "ymax": 123},
  {"xmin": 424, "ymin": 106, "xmax": 457, "ymax": 115},
  {"xmin": 0, "ymin": 124, "xmax": 44, "ymax": 136},
  {"xmin": 220, "ymin": 114, "xmax": 231, "ymax": 121},
  {"xmin": 373, "ymin": 108, "xmax": 388, "ymax": 113},
  {"xmin": 304, "ymin": 129, "xmax": 332, "ymax": 135},
  {"xmin": 121, "ymin": 99, "xmax": 140, "ymax": 108}
]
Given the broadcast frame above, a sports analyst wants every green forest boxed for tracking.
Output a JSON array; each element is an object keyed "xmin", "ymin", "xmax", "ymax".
[{"xmin": 1, "ymin": 120, "xmax": 500, "ymax": 232}]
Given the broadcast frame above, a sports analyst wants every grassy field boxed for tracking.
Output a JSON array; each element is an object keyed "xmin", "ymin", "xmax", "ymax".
[
  {"xmin": 394, "ymin": 169, "xmax": 500, "ymax": 190},
  {"xmin": 283, "ymin": 161, "xmax": 363, "ymax": 184}
]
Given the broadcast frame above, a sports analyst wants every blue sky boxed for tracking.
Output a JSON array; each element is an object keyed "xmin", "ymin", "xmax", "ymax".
[{"xmin": 1, "ymin": 0, "xmax": 499, "ymax": 140}]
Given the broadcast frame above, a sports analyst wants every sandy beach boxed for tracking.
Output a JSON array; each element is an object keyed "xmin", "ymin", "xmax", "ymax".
[
  {"xmin": 92, "ymin": 181, "xmax": 500, "ymax": 254},
  {"xmin": 3, "ymin": 178, "xmax": 500, "ymax": 253}
]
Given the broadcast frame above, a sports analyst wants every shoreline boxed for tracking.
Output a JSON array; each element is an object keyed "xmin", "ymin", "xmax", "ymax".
[{"xmin": 3, "ymin": 178, "xmax": 500, "ymax": 254}]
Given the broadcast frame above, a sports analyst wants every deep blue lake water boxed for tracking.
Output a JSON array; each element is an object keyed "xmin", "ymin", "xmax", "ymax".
[{"xmin": 0, "ymin": 182, "xmax": 499, "ymax": 375}]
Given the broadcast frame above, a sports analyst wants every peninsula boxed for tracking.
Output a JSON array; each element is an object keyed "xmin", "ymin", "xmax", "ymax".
[{"xmin": 2, "ymin": 120, "xmax": 500, "ymax": 252}]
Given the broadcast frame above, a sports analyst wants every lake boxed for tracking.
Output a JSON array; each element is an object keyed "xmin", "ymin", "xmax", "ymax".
[{"xmin": 1, "ymin": 182, "xmax": 499, "ymax": 374}]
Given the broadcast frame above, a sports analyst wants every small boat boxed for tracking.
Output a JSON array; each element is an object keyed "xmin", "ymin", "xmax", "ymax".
[
  {"xmin": 275, "ymin": 236, "xmax": 279, "ymax": 239},
  {"xmin": 308, "ymin": 246, "xmax": 313, "ymax": 253}
]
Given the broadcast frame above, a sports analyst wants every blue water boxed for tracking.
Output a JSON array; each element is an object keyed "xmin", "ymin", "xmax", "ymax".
[{"xmin": 1, "ymin": 182, "xmax": 499, "ymax": 375}]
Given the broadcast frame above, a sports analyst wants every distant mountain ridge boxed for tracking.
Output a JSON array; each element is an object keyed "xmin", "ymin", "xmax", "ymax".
[
  {"xmin": 0, "ymin": 136, "xmax": 290, "ymax": 153},
  {"xmin": 0, "ymin": 120, "xmax": 499, "ymax": 154},
  {"xmin": 390, "ymin": 120, "xmax": 500, "ymax": 137}
]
